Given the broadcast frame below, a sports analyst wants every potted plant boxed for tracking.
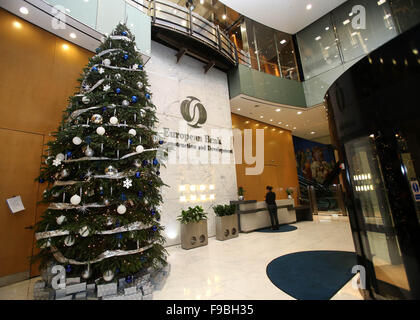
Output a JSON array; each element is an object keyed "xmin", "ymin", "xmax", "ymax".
[
  {"xmin": 212, "ymin": 204, "xmax": 239, "ymax": 241},
  {"xmin": 286, "ymin": 187, "xmax": 294, "ymax": 199},
  {"xmin": 238, "ymin": 187, "xmax": 245, "ymax": 201},
  {"xmin": 177, "ymin": 206, "xmax": 208, "ymax": 250}
]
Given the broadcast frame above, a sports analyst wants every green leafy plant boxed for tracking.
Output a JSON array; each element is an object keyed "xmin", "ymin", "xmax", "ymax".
[
  {"xmin": 238, "ymin": 187, "xmax": 244, "ymax": 197},
  {"xmin": 212, "ymin": 204, "xmax": 236, "ymax": 217},
  {"xmin": 177, "ymin": 206, "xmax": 208, "ymax": 224}
]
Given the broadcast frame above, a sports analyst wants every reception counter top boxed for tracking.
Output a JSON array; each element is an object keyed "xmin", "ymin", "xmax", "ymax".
[{"xmin": 230, "ymin": 199, "xmax": 296, "ymax": 233}]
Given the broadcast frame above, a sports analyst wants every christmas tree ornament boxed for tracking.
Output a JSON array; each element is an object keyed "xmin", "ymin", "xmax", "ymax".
[
  {"xmin": 125, "ymin": 275, "xmax": 133, "ymax": 283},
  {"xmin": 135, "ymin": 172, "xmax": 141, "ymax": 178},
  {"xmin": 123, "ymin": 178, "xmax": 132, "ymax": 189},
  {"xmin": 91, "ymin": 114, "xmax": 103, "ymax": 124},
  {"xmin": 153, "ymin": 158, "xmax": 159, "ymax": 166},
  {"xmin": 115, "ymin": 73, "xmax": 121, "ymax": 80},
  {"xmin": 123, "ymin": 54, "xmax": 129, "ymax": 60},
  {"xmin": 128, "ymin": 129, "xmax": 137, "ymax": 136},
  {"xmin": 122, "ymin": 100, "xmax": 130, "ymax": 107},
  {"xmin": 66, "ymin": 151, "xmax": 72, "ymax": 158},
  {"xmin": 159, "ymin": 140, "xmax": 164, "ymax": 145},
  {"xmin": 56, "ymin": 153, "xmax": 65, "ymax": 161},
  {"xmin": 72, "ymin": 137, "xmax": 82, "ymax": 145},
  {"xmin": 140, "ymin": 109, "xmax": 146, "ymax": 118},
  {"xmin": 39, "ymin": 178, "xmax": 45, "ymax": 183},
  {"xmin": 116, "ymin": 88, "xmax": 121, "ymax": 94},
  {"xmin": 79, "ymin": 226, "xmax": 90, "ymax": 237},
  {"xmin": 138, "ymin": 191, "xmax": 143, "ymax": 198},
  {"xmin": 60, "ymin": 169, "xmax": 69, "ymax": 178},
  {"xmin": 70, "ymin": 194, "xmax": 81, "ymax": 205},
  {"xmin": 103, "ymin": 270, "xmax": 114, "ymax": 282},
  {"xmin": 156, "ymin": 171, "xmax": 161, "ymax": 176},
  {"xmin": 96, "ymin": 126, "xmax": 106, "ymax": 135},
  {"xmin": 105, "ymin": 165, "xmax": 118, "ymax": 176},
  {"xmin": 95, "ymin": 47, "xmax": 101, "ymax": 53},
  {"xmin": 98, "ymin": 67, "xmax": 105, "ymax": 74},
  {"xmin": 122, "ymin": 31, "xmax": 127, "ymax": 36},
  {"xmin": 53, "ymin": 159, "xmax": 62, "ymax": 167},
  {"xmin": 40, "ymin": 238, "xmax": 51, "ymax": 248},
  {"xmin": 66, "ymin": 265, "xmax": 72, "ymax": 272},
  {"xmin": 134, "ymin": 159, "xmax": 142, "ymax": 167},
  {"xmin": 145, "ymin": 93, "xmax": 151, "ymax": 99},
  {"xmin": 136, "ymin": 145, "xmax": 144, "ymax": 153},
  {"xmin": 136, "ymin": 82, "xmax": 144, "ymax": 89},
  {"xmin": 106, "ymin": 216, "xmax": 114, "ymax": 226},
  {"xmin": 85, "ymin": 146, "xmax": 94, "ymax": 157},
  {"xmin": 64, "ymin": 236, "xmax": 75, "ymax": 247},
  {"xmin": 82, "ymin": 96, "xmax": 90, "ymax": 104},
  {"xmin": 91, "ymin": 66, "xmax": 98, "ymax": 72},
  {"xmin": 104, "ymin": 199, "xmax": 110, "ymax": 206},
  {"xmin": 103, "ymin": 84, "xmax": 111, "ymax": 92},
  {"xmin": 109, "ymin": 116, "xmax": 118, "ymax": 125},
  {"xmin": 81, "ymin": 266, "xmax": 92, "ymax": 279},
  {"xmin": 131, "ymin": 96, "xmax": 138, "ymax": 103},
  {"xmin": 85, "ymin": 136, "xmax": 92, "ymax": 144},
  {"xmin": 117, "ymin": 204, "xmax": 127, "ymax": 215},
  {"xmin": 132, "ymin": 64, "xmax": 139, "ymax": 69},
  {"xmin": 138, "ymin": 65, "xmax": 143, "ymax": 70},
  {"xmin": 102, "ymin": 58, "xmax": 111, "ymax": 66}
]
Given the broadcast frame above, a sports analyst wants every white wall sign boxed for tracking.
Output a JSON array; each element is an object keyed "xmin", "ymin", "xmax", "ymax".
[{"xmin": 6, "ymin": 196, "xmax": 25, "ymax": 214}]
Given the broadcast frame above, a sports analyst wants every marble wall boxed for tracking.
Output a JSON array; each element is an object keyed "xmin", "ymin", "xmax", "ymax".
[{"xmin": 146, "ymin": 41, "xmax": 238, "ymax": 247}]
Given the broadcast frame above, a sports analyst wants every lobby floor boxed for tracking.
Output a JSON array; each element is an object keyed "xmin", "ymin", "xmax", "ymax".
[{"xmin": 0, "ymin": 216, "xmax": 362, "ymax": 300}]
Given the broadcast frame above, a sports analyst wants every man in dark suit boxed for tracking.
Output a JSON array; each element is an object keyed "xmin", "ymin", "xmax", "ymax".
[{"xmin": 265, "ymin": 186, "xmax": 279, "ymax": 230}]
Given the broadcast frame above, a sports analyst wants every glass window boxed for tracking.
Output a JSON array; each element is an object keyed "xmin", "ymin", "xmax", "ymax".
[
  {"xmin": 96, "ymin": 0, "xmax": 126, "ymax": 35},
  {"xmin": 389, "ymin": 0, "xmax": 420, "ymax": 34},
  {"xmin": 275, "ymin": 32, "xmax": 298, "ymax": 80},
  {"xmin": 45, "ymin": 0, "xmax": 98, "ymax": 29}
]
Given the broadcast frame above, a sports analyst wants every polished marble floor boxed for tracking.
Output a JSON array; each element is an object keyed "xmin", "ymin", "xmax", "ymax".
[{"xmin": 0, "ymin": 215, "xmax": 362, "ymax": 300}]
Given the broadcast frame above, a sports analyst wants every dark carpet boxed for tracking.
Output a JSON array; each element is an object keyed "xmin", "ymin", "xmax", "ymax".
[
  {"xmin": 266, "ymin": 250, "xmax": 357, "ymax": 300},
  {"xmin": 256, "ymin": 224, "xmax": 298, "ymax": 233}
]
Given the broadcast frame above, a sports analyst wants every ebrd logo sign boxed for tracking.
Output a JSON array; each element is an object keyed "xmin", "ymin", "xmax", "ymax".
[{"xmin": 180, "ymin": 96, "xmax": 207, "ymax": 128}]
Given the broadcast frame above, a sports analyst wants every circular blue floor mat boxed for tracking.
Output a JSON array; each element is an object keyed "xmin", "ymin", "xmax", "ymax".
[
  {"xmin": 266, "ymin": 250, "xmax": 357, "ymax": 300},
  {"xmin": 256, "ymin": 225, "xmax": 297, "ymax": 233}
]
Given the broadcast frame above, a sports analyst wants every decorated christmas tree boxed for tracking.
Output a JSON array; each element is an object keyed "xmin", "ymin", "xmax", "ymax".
[{"xmin": 34, "ymin": 23, "xmax": 167, "ymax": 287}]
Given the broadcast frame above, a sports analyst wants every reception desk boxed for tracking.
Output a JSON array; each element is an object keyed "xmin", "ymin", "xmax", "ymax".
[{"xmin": 230, "ymin": 199, "xmax": 296, "ymax": 233}]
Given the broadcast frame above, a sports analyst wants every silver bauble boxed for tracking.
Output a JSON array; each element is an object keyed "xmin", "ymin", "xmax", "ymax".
[
  {"xmin": 128, "ymin": 129, "xmax": 137, "ymax": 136},
  {"xmin": 102, "ymin": 58, "xmax": 111, "ymax": 67},
  {"xmin": 105, "ymin": 165, "xmax": 118, "ymax": 176},
  {"xmin": 91, "ymin": 114, "xmax": 103, "ymax": 124},
  {"xmin": 117, "ymin": 204, "xmax": 127, "ymax": 215},
  {"xmin": 72, "ymin": 136, "xmax": 82, "ymax": 145},
  {"xmin": 79, "ymin": 226, "xmax": 90, "ymax": 237},
  {"xmin": 82, "ymin": 96, "xmax": 90, "ymax": 104},
  {"xmin": 85, "ymin": 147, "xmax": 94, "ymax": 157},
  {"xmin": 81, "ymin": 267, "xmax": 92, "ymax": 279},
  {"xmin": 56, "ymin": 215, "xmax": 66, "ymax": 225},
  {"xmin": 60, "ymin": 169, "xmax": 69, "ymax": 178},
  {"xmin": 56, "ymin": 153, "xmax": 65, "ymax": 161},
  {"xmin": 64, "ymin": 236, "xmax": 75, "ymax": 247},
  {"xmin": 122, "ymin": 100, "xmax": 130, "ymax": 107},
  {"xmin": 104, "ymin": 199, "xmax": 110, "ymax": 206},
  {"xmin": 106, "ymin": 216, "xmax": 114, "ymax": 226},
  {"xmin": 140, "ymin": 109, "xmax": 146, "ymax": 118},
  {"xmin": 103, "ymin": 270, "xmax": 114, "ymax": 282},
  {"xmin": 115, "ymin": 73, "xmax": 121, "ymax": 80},
  {"xmin": 137, "ymin": 82, "xmax": 144, "ymax": 89}
]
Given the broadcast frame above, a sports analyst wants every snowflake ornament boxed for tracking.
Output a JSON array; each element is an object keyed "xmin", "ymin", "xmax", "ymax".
[
  {"xmin": 123, "ymin": 178, "xmax": 133, "ymax": 189},
  {"xmin": 98, "ymin": 67, "xmax": 105, "ymax": 74},
  {"xmin": 103, "ymin": 84, "xmax": 111, "ymax": 92},
  {"xmin": 53, "ymin": 159, "xmax": 62, "ymax": 167}
]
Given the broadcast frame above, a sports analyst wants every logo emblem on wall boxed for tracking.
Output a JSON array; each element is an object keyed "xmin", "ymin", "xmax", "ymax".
[{"xmin": 180, "ymin": 96, "xmax": 207, "ymax": 128}]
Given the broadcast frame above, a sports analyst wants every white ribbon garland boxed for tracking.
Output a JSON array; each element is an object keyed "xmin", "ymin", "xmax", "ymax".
[{"xmin": 62, "ymin": 148, "xmax": 158, "ymax": 163}]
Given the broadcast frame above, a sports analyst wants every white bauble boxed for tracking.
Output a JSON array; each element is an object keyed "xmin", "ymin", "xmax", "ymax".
[
  {"xmin": 122, "ymin": 100, "xmax": 130, "ymax": 107},
  {"xmin": 96, "ymin": 126, "xmax": 106, "ymax": 136},
  {"xmin": 117, "ymin": 204, "xmax": 127, "ymax": 215},
  {"xmin": 82, "ymin": 96, "xmax": 90, "ymax": 104},
  {"xmin": 72, "ymin": 137, "xmax": 82, "ymax": 145},
  {"xmin": 128, "ymin": 129, "xmax": 137, "ymax": 136},
  {"xmin": 102, "ymin": 58, "xmax": 111, "ymax": 67},
  {"xmin": 106, "ymin": 216, "xmax": 114, "ymax": 226},
  {"xmin": 81, "ymin": 268, "xmax": 92, "ymax": 279},
  {"xmin": 56, "ymin": 153, "xmax": 65, "ymax": 161},
  {"xmin": 56, "ymin": 215, "xmax": 66, "ymax": 225},
  {"xmin": 64, "ymin": 236, "xmax": 75, "ymax": 247},
  {"xmin": 103, "ymin": 270, "xmax": 114, "ymax": 282},
  {"xmin": 79, "ymin": 226, "xmax": 90, "ymax": 237},
  {"xmin": 136, "ymin": 145, "xmax": 144, "ymax": 153},
  {"xmin": 137, "ymin": 82, "xmax": 144, "ymax": 89},
  {"xmin": 85, "ymin": 147, "xmax": 94, "ymax": 157},
  {"xmin": 109, "ymin": 116, "xmax": 118, "ymax": 125},
  {"xmin": 140, "ymin": 110, "xmax": 146, "ymax": 118},
  {"xmin": 70, "ymin": 194, "xmax": 81, "ymax": 205}
]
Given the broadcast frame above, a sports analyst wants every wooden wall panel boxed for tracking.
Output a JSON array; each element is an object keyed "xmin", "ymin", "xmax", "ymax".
[
  {"xmin": 0, "ymin": 9, "xmax": 93, "ymax": 280},
  {"xmin": 232, "ymin": 113, "xmax": 299, "ymax": 203}
]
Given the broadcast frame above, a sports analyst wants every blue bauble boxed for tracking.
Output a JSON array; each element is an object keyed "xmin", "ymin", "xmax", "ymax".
[
  {"xmin": 116, "ymin": 88, "xmax": 121, "ymax": 94},
  {"xmin": 140, "ymin": 256, "xmax": 146, "ymax": 262},
  {"xmin": 123, "ymin": 54, "xmax": 129, "ymax": 60},
  {"xmin": 116, "ymin": 233, "xmax": 122, "ymax": 239},
  {"xmin": 138, "ymin": 65, "xmax": 143, "ymax": 70},
  {"xmin": 122, "ymin": 31, "xmax": 127, "ymax": 36},
  {"xmin": 142, "ymin": 160, "xmax": 148, "ymax": 166},
  {"xmin": 66, "ymin": 151, "xmax": 72, "ymax": 157},
  {"xmin": 151, "ymin": 209, "xmax": 156, "ymax": 216},
  {"xmin": 153, "ymin": 158, "xmax": 159, "ymax": 166},
  {"xmin": 125, "ymin": 275, "xmax": 133, "ymax": 283},
  {"xmin": 85, "ymin": 136, "xmax": 92, "ymax": 144},
  {"xmin": 129, "ymin": 139, "xmax": 132, "ymax": 145},
  {"xmin": 159, "ymin": 140, "xmax": 164, "ymax": 145},
  {"xmin": 131, "ymin": 96, "xmax": 138, "ymax": 103},
  {"xmin": 138, "ymin": 191, "xmax": 143, "ymax": 198},
  {"xmin": 136, "ymin": 172, "xmax": 141, "ymax": 178},
  {"xmin": 39, "ymin": 178, "xmax": 45, "ymax": 183},
  {"xmin": 121, "ymin": 193, "xmax": 127, "ymax": 201},
  {"xmin": 115, "ymin": 220, "xmax": 121, "ymax": 227},
  {"xmin": 102, "ymin": 107, "xmax": 107, "ymax": 112},
  {"xmin": 156, "ymin": 171, "xmax": 160, "ymax": 176},
  {"xmin": 116, "ymin": 268, "xmax": 120, "ymax": 274},
  {"xmin": 152, "ymin": 226, "xmax": 157, "ymax": 232},
  {"xmin": 91, "ymin": 66, "xmax": 98, "ymax": 72},
  {"xmin": 145, "ymin": 93, "xmax": 151, "ymax": 99},
  {"xmin": 95, "ymin": 48, "xmax": 100, "ymax": 53},
  {"xmin": 66, "ymin": 265, "xmax": 72, "ymax": 272}
]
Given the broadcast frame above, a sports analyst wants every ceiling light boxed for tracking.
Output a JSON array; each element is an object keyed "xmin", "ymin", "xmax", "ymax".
[
  {"xmin": 293, "ymin": 127, "xmax": 297, "ymax": 130},
  {"xmin": 19, "ymin": 7, "xmax": 29, "ymax": 15},
  {"xmin": 412, "ymin": 48, "xmax": 418, "ymax": 55},
  {"xmin": 378, "ymin": 0, "xmax": 386, "ymax": 5},
  {"xmin": 276, "ymin": 109, "xmax": 281, "ymax": 112},
  {"xmin": 65, "ymin": 8, "xmax": 70, "ymax": 13},
  {"xmin": 222, "ymin": 14, "xmax": 227, "ymax": 20},
  {"xmin": 306, "ymin": 4, "xmax": 312, "ymax": 10},
  {"xmin": 297, "ymin": 111, "xmax": 303, "ymax": 115},
  {"xmin": 325, "ymin": 46, "xmax": 330, "ymax": 50},
  {"xmin": 270, "ymin": 119, "xmax": 273, "ymax": 122},
  {"xmin": 260, "ymin": 116, "xmax": 263, "ymax": 119},
  {"xmin": 70, "ymin": 33, "xmax": 77, "ymax": 39},
  {"xmin": 13, "ymin": 21, "xmax": 22, "ymax": 29},
  {"xmin": 280, "ymin": 39, "xmax": 286, "ymax": 45},
  {"xmin": 280, "ymin": 131, "xmax": 284, "ymax": 133},
  {"xmin": 245, "ymin": 121, "xmax": 250, "ymax": 124},
  {"xmin": 315, "ymin": 36, "xmax": 321, "ymax": 41},
  {"xmin": 286, "ymin": 125, "xmax": 289, "ymax": 127},
  {"xmin": 200, "ymin": 0, "xmax": 204, "ymax": 4},
  {"xmin": 62, "ymin": 44, "xmax": 69, "ymax": 50},
  {"xmin": 343, "ymin": 19, "xmax": 351, "ymax": 25},
  {"xmin": 278, "ymin": 122, "xmax": 282, "ymax": 125},
  {"xmin": 237, "ymin": 108, "xmax": 241, "ymax": 111},
  {"xmin": 325, "ymin": 27, "xmax": 330, "ymax": 31},
  {"xmin": 310, "ymin": 131, "xmax": 316, "ymax": 135}
]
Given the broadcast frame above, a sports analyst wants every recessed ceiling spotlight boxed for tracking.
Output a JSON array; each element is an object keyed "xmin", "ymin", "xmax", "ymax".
[
  {"xmin": 70, "ymin": 33, "xmax": 77, "ymax": 39},
  {"xmin": 62, "ymin": 44, "xmax": 69, "ymax": 50},
  {"xmin": 325, "ymin": 26, "xmax": 330, "ymax": 31},
  {"xmin": 306, "ymin": 4, "xmax": 312, "ymax": 10},
  {"xmin": 200, "ymin": 0, "xmax": 204, "ymax": 4},
  {"xmin": 311, "ymin": 131, "xmax": 316, "ymax": 135},
  {"xmin": 260, "ymin": 116, "xmax": 264, "ymax": 119},
  {"xmin": 237, "ymin": 108, "xmax": 241, "ymax": 111},
  {"xmin": 13, "ymin": 21, "xmax": 22, "ymax": 29},
  {"xmin": 278, "ymin": 122, "xmax": 282, "ymax": 125},
  {"xmin": 297, "ymin": 111, "xmax": 303, "ymax": 115},
  {"xmin": 270, "ymin": 119, "xmax": 273, "ymax": 122},
  {"xmin": 315, "ymin": 36, "xmax": 321, "ymax": 41},
  {"xmin": 280, "ymin": 39, "xmax": 286, "ymax": 45},
  {"xmin": 19, "ymin": 7, "xmax": 29, "ymax": 15},
  {"xmin": 222, "ymin": 14, "xmax": 227, "ymax": 20}
]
